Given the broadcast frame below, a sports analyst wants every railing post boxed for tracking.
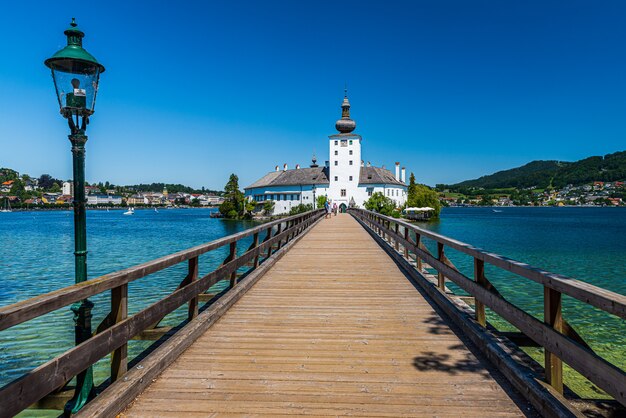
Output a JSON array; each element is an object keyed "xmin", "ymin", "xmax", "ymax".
[
  {"xmin": 110, "ymin": 284, "xmax": 128, "ymax": 382},
  {"xmin": 276, "ymin": 222, "xmax": 283, "ymax": 251},
  {"xmin": 474, "ymin": 258, "xmax": 486, "ymax": 327},
  {"xmin": 394, "ymin": 223, "xmax": 399, "ymax": 251},
  {"xmin": 544, "ymin": 287, "xmax": 564, "ymax": 394},
  {"xmin": 403, "ymin": 227, "xmax": 409, "ymax": 259},
  {"xmin": 228, "ymin": 241, "xmax": 237, "ymax": 288},
  {"xmin": 187, "ymin": 257, "xmax": 199, "ymax": 320},
  {"xmin": 437, "ymin": 242, "xmax": 445, "ymax": 290},
  {"xmin": 415, "ymin": 233, "xmax": 422, "ymax": 272},
  {"xmin": 265, "ymin": 227, "xmax": 273, "ymax": 259},
  {"xmin": 252, "ymin": 232, "xmax": 260, "ymax": 268}
]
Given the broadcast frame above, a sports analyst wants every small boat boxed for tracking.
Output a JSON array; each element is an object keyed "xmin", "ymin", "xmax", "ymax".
[
  {"xmin": 154, "ymin": 207, "xmax": 159, "ymax": 213},
  {"xmin": 492, "ymin": 209, "xmax": 503, "ymax": 213},
  {"xmin": 123, "ymin": 207, "xmax": 134, "ymax": 216}
]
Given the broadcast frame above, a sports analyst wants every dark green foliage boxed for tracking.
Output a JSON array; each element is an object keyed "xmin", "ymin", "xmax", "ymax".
[
  {"xmin": 219, "ymin": 174, "xmax": 249, "ymax": 219},
  {"xmin": 451, "ymin": 160, "xmax": 564, "ymax": 190},
  {"xmin": 316, "ymin": 195, "xmax": 327, "ymax": 209},
  {"xmin": 0, "ymin": 168, "xmax": 19, "ymax": 183},
  {"xmin": 37, "ymin": 174, "xmax": 64, "ymax": 191},
  {"xmin": 407, "ymin": 172, "xmax": 441, "ymax": 217},
  {"xmin": 263, "ymin": 200, "xmax": 275, "ymax": 215},
  {"xmin": 364, "ymin": 192, "xmax": 396, "ymax": 216},
  {"xmin": 125, "ymin": 183, "xmax": 222, "ymax": 195},
  {"xmin": 289, "ymin": 204, "xmax": 313, "ymax": 215},
  {"xmin": 447, "ymin": 151, "xmax": 626, "ymax": 191}
]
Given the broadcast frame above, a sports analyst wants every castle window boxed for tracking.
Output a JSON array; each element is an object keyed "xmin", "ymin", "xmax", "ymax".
[
  {"xmin": 334, "ymin": 150, "xmax": 338, "ymax": 156},
  {"xmin": 334, "ymin": 161, "xmax": 338, "ymax": 166},
  {"xmin": 334, "ymin": 140, "xmax": 338, "ymax": 145},
  {"xmin": 334, "ymin": 176, "xmax": 338, "ymax": 181},
  {"xmin": 349, "ymin": 140, "xmax": 353, "ymax": 145},
  {"xmin": 349, "ymin": 150, "xmax": 353, "ymax": 155},
  {"xmin": 349, "ymin": 160, "xmax": 353, "ymax": 165},
  {"xmin": 349, "ymin": 176, "xmax": 353, "ymax": 181},
  {"xmin": 341, "ymin": 189, "xmax": 346, "ymax": 197}
]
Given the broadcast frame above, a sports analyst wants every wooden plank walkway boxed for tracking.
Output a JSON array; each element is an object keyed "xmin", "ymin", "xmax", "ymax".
[{"xmin": 122, "ymin": 214, "xmax": 527, "ymax": 417}]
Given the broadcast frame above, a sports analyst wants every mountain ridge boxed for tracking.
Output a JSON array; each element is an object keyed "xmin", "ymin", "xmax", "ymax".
[{"xmin": 446, "ymin": 151, "xmax": 626, "ymax": 190}]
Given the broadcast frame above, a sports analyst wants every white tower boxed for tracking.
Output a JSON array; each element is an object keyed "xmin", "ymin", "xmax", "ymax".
[{"xmin": 327, "ymin": 90, "xmax": 362, "ymax": 210}]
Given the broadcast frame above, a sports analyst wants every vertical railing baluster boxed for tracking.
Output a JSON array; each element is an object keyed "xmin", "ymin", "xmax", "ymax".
[
  {"xmin": 394, "ymin": 223, "xmax": 399, "ymax": 251},
  {"xmin": 544, "ymin": 287, "xmax": 564, "ymax": 394},
  {"xmin": 187, "ymin": 257, "xmax": 199, "ymax": 320},
  {"xmin": 403, "ymin": 227, "xmax": 409, "ymax": 259},
  {"xmin": 276, "ymin": 222, "xmax": 283, "ymax": 251},
  {"xmin": 265, "ymin": 227, "xmax": 273, "ymax": 259},
  {"xmin": 252, "ymin": 232, "xmax": 260, "ymax": 269},
  {"xmin": 437, "ymin": 242, "xmax": 445, "ymax": 290},
  {"xmin": 228, "ymin": 241, "xmax": 237, "ymax": 288},
  {"xmin": 415, "ymin": 233, "xmax": 422, "ymax": 272},
  {"xmin": 474, "ymin": 258, "xmax": 486, "ymax": 327},
  {"xmin": 111, "ymin": 283, "xmax": 128, "ymax": 382}
]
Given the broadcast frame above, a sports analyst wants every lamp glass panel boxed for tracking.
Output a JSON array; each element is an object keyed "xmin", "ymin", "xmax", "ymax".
[{"xmin": 50, "ymin": 63, "xmax": 100, "ymax": 114}]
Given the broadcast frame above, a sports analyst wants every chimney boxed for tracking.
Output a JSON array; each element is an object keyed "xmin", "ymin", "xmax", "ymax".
[
  {"xmin": 275, "ymin": 165, "xmax": 279, "ymax": 172},
  {"xmin": 401, "ymin": 167, "xmax": 406, "ymax": 183},
  {"xmin": 295, "ymin": 164, "xmax": 300, "ymax": 170},
  {"xmin": 367, "ymin": 161, "xmax": 371, "ymax": 167},
  {"xmin": 283, "ymin": 163, "xmax": 288, "ymax": 171},
  {"xmin": 361, "ymin": 160, "xmax": 364, "ymax": 167},
  {"xmin": 395, "ymin": 162, "xmax": 400, "ymax": 181}
]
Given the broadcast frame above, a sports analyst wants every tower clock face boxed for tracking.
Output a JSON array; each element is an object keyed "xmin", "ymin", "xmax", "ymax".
[{"xmin": 341, "ymin": 140, "xmax": 348, "ymax": 147}]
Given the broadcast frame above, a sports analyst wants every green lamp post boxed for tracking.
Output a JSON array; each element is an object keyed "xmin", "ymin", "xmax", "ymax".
[{"xmin": 45, "ymin": 18, "xmax": 105, "ymax": 415}]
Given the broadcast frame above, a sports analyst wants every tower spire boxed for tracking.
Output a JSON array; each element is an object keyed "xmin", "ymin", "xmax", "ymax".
[{"xmin": 335, "ymin": 89, "xmax": 356, "ymax": 133}]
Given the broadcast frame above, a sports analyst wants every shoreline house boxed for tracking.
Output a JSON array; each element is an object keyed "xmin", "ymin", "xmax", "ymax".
[{"xmin": 244, "ymin": 92, "xmax": 407, "ymax": 215}]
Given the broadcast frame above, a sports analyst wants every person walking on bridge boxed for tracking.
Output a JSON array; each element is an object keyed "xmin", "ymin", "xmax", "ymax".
[{"xmin": 324, "ymin": 200, "xmax": 331, "ymax": 219}]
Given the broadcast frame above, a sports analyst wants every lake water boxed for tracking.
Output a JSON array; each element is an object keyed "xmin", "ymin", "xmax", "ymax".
[
  {"xmin": 0, "ymin": 207, "xmax": 624, "ymax": 400},
  {"xmin": 419, "ymin": 206, "xmax": 626, "ymax": 397}
]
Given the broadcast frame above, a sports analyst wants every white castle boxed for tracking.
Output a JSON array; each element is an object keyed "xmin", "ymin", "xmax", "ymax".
[{"xmin": 245, "ymin": 92, "xmax": 408, "ymax": 214}]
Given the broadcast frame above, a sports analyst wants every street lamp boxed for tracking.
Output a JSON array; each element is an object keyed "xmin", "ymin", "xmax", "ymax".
[
  {"xmin": 312, "ymin": 185, "xmax": 317, "ymax": 209},
  {"xmin": 45, "ymin": 18, "xmax": 105, "ymax": 414}
]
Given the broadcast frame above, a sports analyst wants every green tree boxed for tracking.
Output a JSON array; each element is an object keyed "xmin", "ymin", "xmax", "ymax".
[
  {"xmin": 50, "ymin": 182, "xmax": 62, "ymax": 193},
  {"xmin": 406, "ymin": 172, "xmax": 441, "ymax": 217},
  {"xmin": 9, "ymin": 179, "xmax": 25, "ymax": 196},
  {"xmin": 289, "ymin": 204, "xmax": 313, "ymax": 215},
  {"xmin": 364, "ymin": 192, "xmax": 396, "ymax": 216},
  {"xmin": 219, "ymin": 174, "xmax": 246, "ymax": 219},
  {"xmin": 263, "ymin": 200, "xmax": 275, "ymax": 215},
  {"xmin": 316, "ymin": 195, "xmax": 327, "ymax": 209}
]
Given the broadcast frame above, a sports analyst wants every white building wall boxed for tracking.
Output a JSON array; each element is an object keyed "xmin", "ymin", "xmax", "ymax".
[
  {"xmin": 245, "ymin": 184, "xmax": 330, "ymax": 215},
  {"xmin": 327, "ymin": 135, "xmax": 361, "ymax": 208},
  {"xmin": 62, "ymin": 181, "xmax": 72, "ymax": 196}
]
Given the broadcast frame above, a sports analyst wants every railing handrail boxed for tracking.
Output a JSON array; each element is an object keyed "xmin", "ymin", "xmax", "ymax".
[
  {"xmin": 350, "ymin": 208, "xmax": 626, "ymax": 320},
  {"xmin": 0, "ymin": 209, "xmax": 324, "ymax": 331},
  {"xmin": 0, "ymin": 208, "xmax": 325, "ymax": 417},
  {"xmin": 350, "ymin": 207, "xmax": 626, "ymax": 407}
]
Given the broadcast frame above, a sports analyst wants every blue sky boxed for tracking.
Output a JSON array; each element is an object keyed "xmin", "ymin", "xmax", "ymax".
[{"xmin": 1, "ymin": 1, "xmax": 625, "ymax": 189}]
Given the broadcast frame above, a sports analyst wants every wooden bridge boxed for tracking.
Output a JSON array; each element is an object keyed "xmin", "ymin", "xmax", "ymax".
[{"xmin": 0, "ymin": 209, "xmax": 624, "ymax": 417}]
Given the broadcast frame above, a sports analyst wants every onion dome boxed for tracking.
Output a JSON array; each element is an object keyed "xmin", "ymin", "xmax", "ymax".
[{"xmin": 335, "ymin": 89, "xmax": 356, "ymax": 133}]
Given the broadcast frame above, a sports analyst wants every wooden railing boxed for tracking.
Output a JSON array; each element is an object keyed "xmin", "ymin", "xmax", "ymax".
[
  {"xmin": 350, "ymin": 208, "xmax": 626, "ymax": 408},
  {"xmin": 0, "ymin": 209, "xmax": 324, "ymax": 417}
]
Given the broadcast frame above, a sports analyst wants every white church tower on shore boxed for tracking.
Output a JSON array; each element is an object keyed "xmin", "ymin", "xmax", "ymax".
[
  {"xmin": 327, "ymin": 90, "xmax": 362, "ymax": 208},
  {"xmin": 244, "ymin": 91, "xmax": 407, "ymax": 214}
]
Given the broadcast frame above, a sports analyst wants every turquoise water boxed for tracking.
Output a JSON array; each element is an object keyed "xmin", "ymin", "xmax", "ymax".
[
  {"xmin": 0, "ymin": 208, "xmax": 259, "ymax": 389},
  {"xmin": 0, "ymin": 207, "xmax": 624, "ymax": 400},
  {"xmin": 419, "ymin": 206, "xmax": 626, "ymax": 397}
]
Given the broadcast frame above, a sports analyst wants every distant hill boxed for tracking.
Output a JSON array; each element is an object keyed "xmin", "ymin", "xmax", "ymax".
[{"xmin": 448, "ymin": 151, "xmax": 626, "ymax": 190}]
